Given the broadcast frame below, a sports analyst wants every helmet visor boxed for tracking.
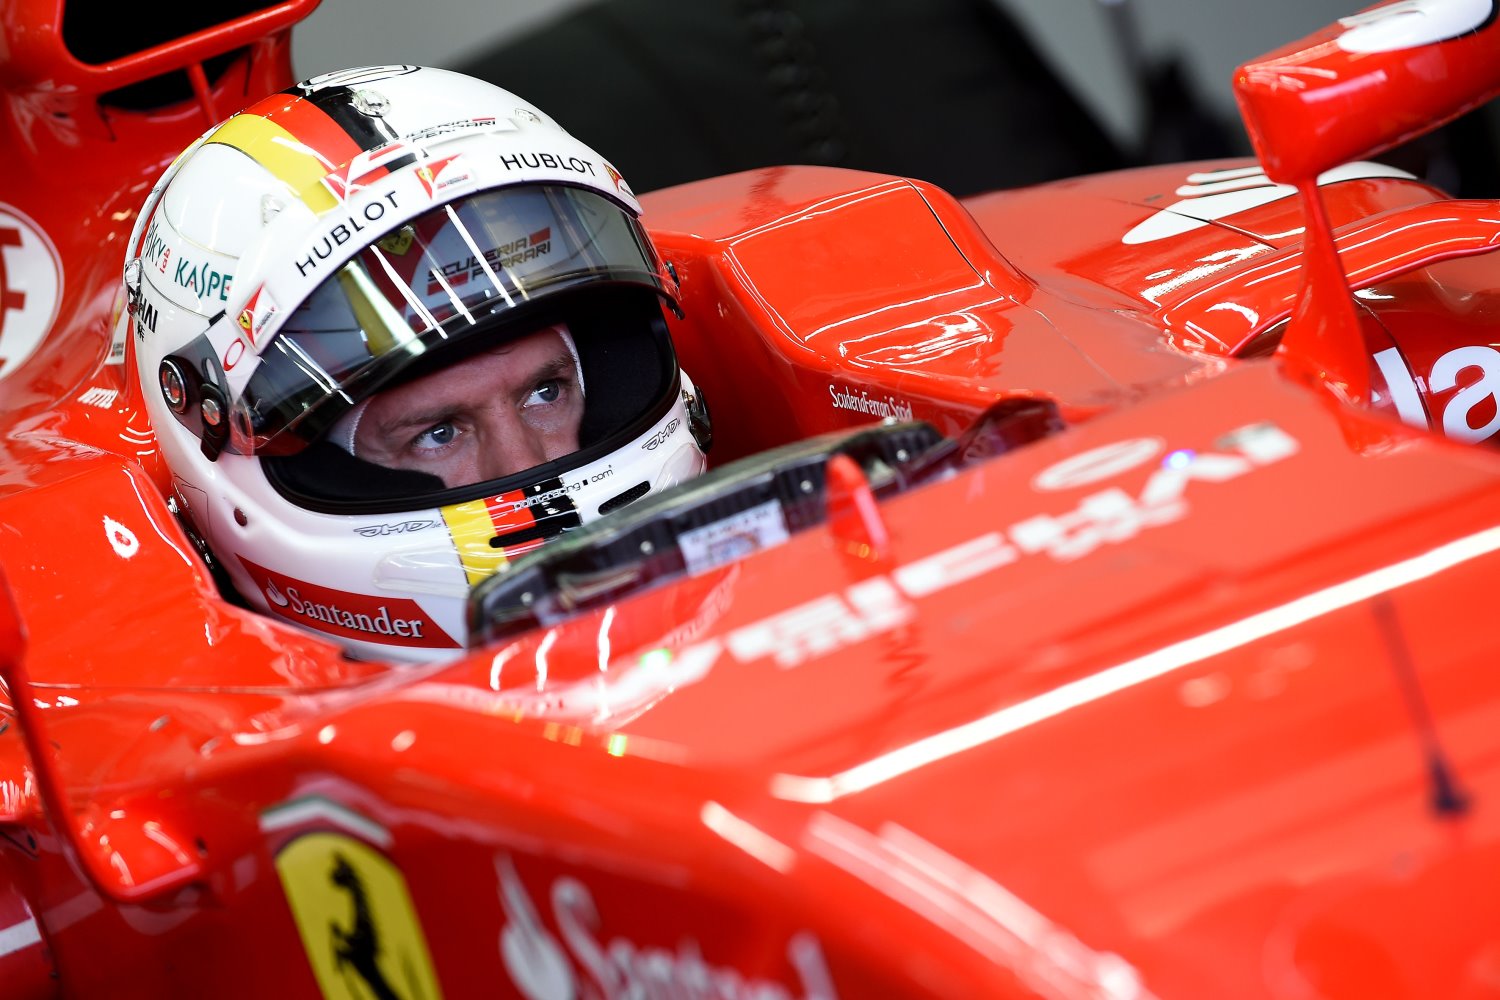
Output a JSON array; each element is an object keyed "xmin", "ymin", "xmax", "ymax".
[{"xmin": 230, "ymin": 184, "xmax": 667, "ymax": 455}]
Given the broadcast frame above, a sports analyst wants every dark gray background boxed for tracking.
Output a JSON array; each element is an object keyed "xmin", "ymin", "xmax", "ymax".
[
  {"xmin": 291, "ymin": 0, "xmax": 1356, "ymax": 154},
  {"xmin": 288, "ymin": 1, "xmax": 1498, "ymax": 199}
]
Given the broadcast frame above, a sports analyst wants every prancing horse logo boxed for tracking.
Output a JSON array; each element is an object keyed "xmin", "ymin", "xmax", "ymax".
[
  {"xmin": 272, "ymin": 828, "xmax": 444, "ymax": 1000},
  {"xmin": 329, "ymin": 853, "xmax": 405, "ymax": 1000}
]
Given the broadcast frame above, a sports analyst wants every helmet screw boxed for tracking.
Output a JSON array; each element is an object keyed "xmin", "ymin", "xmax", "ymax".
[
  {"xmin": 353, "ymin": 89, "xmax": 389, "ymax": 117},
  {"xmin": 233, "ymin": 508, "xmax": 248, "ymax": 527},
  {"xmin": 200, "ymin": 396, "xmax": 223, "ymax": 427},
  {"xmin": 159, "ymin": 360, "xmax": 188, "ymax": 413}
]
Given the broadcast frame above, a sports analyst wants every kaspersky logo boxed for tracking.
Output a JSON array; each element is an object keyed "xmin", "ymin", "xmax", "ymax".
[{"xmin": 0, "ymin": 203, "xmax": 62, "ymax": 378}]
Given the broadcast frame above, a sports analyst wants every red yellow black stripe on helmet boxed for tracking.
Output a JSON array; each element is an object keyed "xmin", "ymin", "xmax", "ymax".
[
  {"xmin": 441, "ymin": 480, "xmax": 583, "ymax": 587},
  {"xmin": 203, "ymin": 85, "xmax": 414, "ymax": 215}
]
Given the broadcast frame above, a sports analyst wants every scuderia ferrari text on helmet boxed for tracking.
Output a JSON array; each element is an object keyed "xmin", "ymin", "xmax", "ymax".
[{"xmin": 124, "ymin": 66, "xmax": 710, "ymax": 661}]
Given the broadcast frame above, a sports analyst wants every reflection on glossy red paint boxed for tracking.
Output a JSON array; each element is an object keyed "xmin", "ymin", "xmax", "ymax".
[{"xmin": 0, "ymin": 2, "xmax": 1499, "ymax": 997}]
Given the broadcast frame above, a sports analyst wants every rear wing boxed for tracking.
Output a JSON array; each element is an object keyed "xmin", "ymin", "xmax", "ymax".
[{"xmin": 1233, "ymin": 2, "xmax": 1500, "ymax": 403}]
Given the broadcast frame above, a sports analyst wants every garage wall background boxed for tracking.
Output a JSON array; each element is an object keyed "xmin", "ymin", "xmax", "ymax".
[
  {"xmin": 290, "ymin": 0, "xmax": 1355, "ymax": 153},
  {"xmin": 288, "ymin": 0, "xmax": 1498, "ymax": 199}
]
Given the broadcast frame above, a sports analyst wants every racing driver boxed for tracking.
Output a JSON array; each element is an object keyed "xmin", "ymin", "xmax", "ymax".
[{"xmin": 124, "ymin": 65, "xmax": 710, "ymax": 661}]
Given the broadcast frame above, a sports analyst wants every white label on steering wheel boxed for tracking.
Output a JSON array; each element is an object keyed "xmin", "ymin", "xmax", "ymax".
[{"xmin": 680, "ymin": 499, "xmax": 790, "ymax": 576}]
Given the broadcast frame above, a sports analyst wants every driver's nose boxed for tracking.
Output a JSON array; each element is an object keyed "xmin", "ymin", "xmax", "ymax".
[{"xmin": 473, "ymin": 409, "xmax": 549, "ymax": 483}]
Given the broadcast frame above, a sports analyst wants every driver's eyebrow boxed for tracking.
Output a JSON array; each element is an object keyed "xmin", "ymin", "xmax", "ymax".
[
  {"xmin": 378, "ymin": 404, "xmax": 462, "ymax": 436},
  {"xmin": 522, "ymin": 354, "xmax": 577, "ymax": 391}
]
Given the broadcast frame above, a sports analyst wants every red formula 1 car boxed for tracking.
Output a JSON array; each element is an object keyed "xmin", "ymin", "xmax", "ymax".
[{"xmin": 2, "ymin": 1, "xmax": 1500, "ymax": 997}]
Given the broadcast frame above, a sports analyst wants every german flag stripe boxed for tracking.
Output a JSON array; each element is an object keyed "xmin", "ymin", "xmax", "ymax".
[
  {"xmin": 442, "ymin": 481, "xmax": 586, "ymax": 587},
  {"xmin": 204, "ymin": 87, "xmax": 406, "ymax": 215},
  {"xmin": 297, "ymin": 86, "xmax": 420, "ymax": 190},
  {"xmin": 207, "ymin": 112, "xmax": 344, "ymax": 214},
  {"xmin": 442, "ymin": 497, "xmax": 521, "ymax": 587},
  {"xmin": 263, "ymin": 89, "xmax": 373, "ymax": 164},
  {"xmin": 302, "ymin": 86, "xmax": 399, "ymax": 148},
  {"xmin": 484, "ymin": 491, "xmax": 541, "ymax": 535},
  {"xmin": 490, "ymin": 486, "xmax": 582, "ymax": 554}
]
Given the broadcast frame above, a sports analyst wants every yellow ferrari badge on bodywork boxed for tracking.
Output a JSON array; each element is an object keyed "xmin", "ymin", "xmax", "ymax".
[{"xmin": 276, "ymin": 831, "xmax": 445, "ymax": 1000}]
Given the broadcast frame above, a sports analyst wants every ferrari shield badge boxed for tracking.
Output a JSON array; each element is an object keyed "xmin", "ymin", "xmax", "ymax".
[
  {"xmin": 0, "ymin": 202, "xmax": 62, "ymax": 378},
  {"xmin": 275, "ymin": 830, "xmax": 445, "ymax": 999}
]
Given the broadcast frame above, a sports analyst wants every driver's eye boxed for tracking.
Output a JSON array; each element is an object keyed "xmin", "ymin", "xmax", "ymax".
[
  {"xmin": 415, "ymin": 421, "xmax": 457, "ymax": 449},
  {"xmin": 531, "ymin": 380, "xmax": 563, "ymax": 404}
]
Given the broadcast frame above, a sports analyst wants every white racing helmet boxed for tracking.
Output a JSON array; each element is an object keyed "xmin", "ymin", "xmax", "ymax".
[{"xmin": 126, "ymin": 66, "xmax": 709, "ymax": 660}]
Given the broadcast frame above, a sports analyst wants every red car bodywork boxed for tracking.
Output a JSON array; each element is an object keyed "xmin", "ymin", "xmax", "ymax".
[{"xmin": 1, "ymin": 2, "xmax": 1499, "ymax": 997}]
